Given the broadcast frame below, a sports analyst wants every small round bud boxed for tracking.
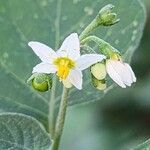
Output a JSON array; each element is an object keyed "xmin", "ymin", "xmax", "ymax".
[
  {"xmin": 27, "ymin": 73, "xmax": 52, "ymax": 92},
  {"xmin": 63, "ymin": 80, "xmax": 73, "ymax": 89},
  {"xmin": 92, "ymin": 75, "xmax": 107, "ymax": 91},
  {"xmin": 91, "ymin": 63, "xmax": 107, "ymax": 80},
  {"xmin": 32, "ymin": 77, "xmax": 48, "ymax": 92}
]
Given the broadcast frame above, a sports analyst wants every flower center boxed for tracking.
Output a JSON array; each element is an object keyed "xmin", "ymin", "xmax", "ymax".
[{"xmin": 54, "ymin": 57, "xmax": 75, "ymax": 80}]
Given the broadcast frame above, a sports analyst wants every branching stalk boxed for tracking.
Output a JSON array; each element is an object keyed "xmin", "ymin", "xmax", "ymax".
[{"xmin": 81, "ymin": 35, "xmax": 120, "ymax": 57}]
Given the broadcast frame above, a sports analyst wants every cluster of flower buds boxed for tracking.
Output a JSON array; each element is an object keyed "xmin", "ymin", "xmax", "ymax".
[
  {"xmin": 27, "ymin": 73, "xmax": 52, "ymax": 92},
  {"xmin": 97, "ymin": 4, "xmax": 120, "ymax": 26}
]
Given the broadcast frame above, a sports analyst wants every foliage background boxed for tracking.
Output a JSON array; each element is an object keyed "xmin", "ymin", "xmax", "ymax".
[
  {"xmin": 61, "ymin": 0, "xmax": 150, "ymax": 149},
  {"xmin": 0, "ymin": 0, "xmax": 149, "ymax": 149}
]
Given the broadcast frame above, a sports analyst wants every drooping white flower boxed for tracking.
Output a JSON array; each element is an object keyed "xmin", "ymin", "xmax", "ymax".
[
  {"xmin": 28, "ymin": 33, "xmax": 106, "ymax": 90},
  {"xmin": 106, "ymin": 55, "xmax": 136, "ymax": 88}
]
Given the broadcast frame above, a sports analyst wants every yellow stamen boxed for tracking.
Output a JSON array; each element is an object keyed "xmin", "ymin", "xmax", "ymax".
[{"xmin": 54, "ymin": 57, "xmax": 75, "ymax": 80}]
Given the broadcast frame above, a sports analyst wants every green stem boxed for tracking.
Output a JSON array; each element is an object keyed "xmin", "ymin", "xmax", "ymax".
[
  {"xmin": 51, "ymin": 87, "xmax": 69, "ymax": 150},
  {"xmin": 49, "ymin": 0, "xmax": 62, "ymax": 137},
  {"xmin": 81, "ymin": 35, "xmax": 109, "ymax": 46},
  {"xmin": 79, "ymin": 4, "xmax": 119, "ymax": 41},
  {"xmin": 48, "ymin": 76, "xmax": 57, "ymax": 138},
  {"xmin": 79, "ymin": 18, "xmax": 99, "ymax": 41},
  {"xmin": 81, "ymin": 35, "xmax": 120, "ymax": 57}
]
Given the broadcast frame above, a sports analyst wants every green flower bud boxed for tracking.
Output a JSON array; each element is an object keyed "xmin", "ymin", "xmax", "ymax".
[
  {"xmin": 27, "ymin": 73, "xmax": 52, "ymax": 92},
  {"xmin": 92, "ymin": 75, "xmax": 107, "ymax": 91},
  {"xmin": 98, "ymin": 4, "xmax": 120, "ymax": 26},
  {"xmin": 91, "ymin": 63, "xmax": 106, "ymax": 80}
]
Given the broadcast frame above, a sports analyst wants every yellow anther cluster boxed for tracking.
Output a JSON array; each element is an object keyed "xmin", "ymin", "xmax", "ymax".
[{"xmin": 54, "ymin": 57, "xmax": 75, "ymax": 80}]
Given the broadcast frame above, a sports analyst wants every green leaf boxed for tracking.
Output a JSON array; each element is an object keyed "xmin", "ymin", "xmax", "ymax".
[
  {"xmin": 0, "ymin": 113, "xmax": 51, "ymax": 150},
  {"xmin": 132, "ymin": 138, "xmax": 150, "ymax": 150},
  {"xmin": 0, "ymin": 0, "xmax": 146, "ymax": 127}
]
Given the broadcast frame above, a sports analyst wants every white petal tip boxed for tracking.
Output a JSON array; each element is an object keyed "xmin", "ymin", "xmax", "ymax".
[
  {"xmin": 78, "ymin": 86, "xmax": 82, "ymax": 90},
  {"xmin": 73, "ymin": 84, "xmax": 82, "ymax": 90},
  {"xmin": 121, "ymin": 85, "xmax": 126, "ymax": 88},
  {"xmin": 28, "ymin": 41, "xmax": 40, "ymax": 47},
  {"xmin": 67, "ymin": 33, "xmax": 79, "ymax": 39},
  {"xmin": 71, "ymin": 33, "xmax": 78, "ymax": 36},
  {"xmin": 28, "ymin": 41, "xmax": 34, "ymax": 46},
  {"xmin": 32, "ymin": 67, "xmax": 39, "ymax": 74},
  {"xmin": 133, "ymin": 77, "xmax": 137, "ymax": 82},
  {"xmin": 32, "ymin": 69, "xmax": 36, "ymax": 74}
]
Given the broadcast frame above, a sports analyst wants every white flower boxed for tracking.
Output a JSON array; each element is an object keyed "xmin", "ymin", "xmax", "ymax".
[
  {"xmin": 28, "ymin": 33, "xmax": 106, "ymax": 90},
  {"xmin": 106, "ymin": 59, "xmax": 136, "ymax": 88}
]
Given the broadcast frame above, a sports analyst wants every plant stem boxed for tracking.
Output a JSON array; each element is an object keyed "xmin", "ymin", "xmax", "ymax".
[
  {"xmin": 51, "ymin": 87, "xmax": 69, "ymax": 150},
  {"xmin": 80, "ymin": 35, "xmax": 120, "ymax": 57},
  {"xmin": 49, "ymin": 0, "xmax": 62, "ymax": 137},
  {"xmin": 48, "ymin": 76, "xmax": 57, "ymax": 138},
  {"xmin": 79, "ymin": 18, "xmax": 99, "ymax": 41},
  {"xmin": 81, "ymin": 35, "xmax": 105, "ymax": 45}
]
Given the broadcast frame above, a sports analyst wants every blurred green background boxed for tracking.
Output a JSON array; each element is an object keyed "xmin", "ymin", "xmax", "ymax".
[{"xmin": 61, "ymin": 0, "xmax": 150, "ymax": 149}]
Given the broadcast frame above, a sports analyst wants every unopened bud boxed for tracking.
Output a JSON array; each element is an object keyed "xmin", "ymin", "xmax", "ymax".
[
  {"xmin": 27, "ymin": 73, "xmax": 52, "ymax": 92},
  {"xmin": 92, "ymin": 75, "xmax": 107, "ymax": 91},
  {"xmin": 99, "ymin": 4, "xmax": 114, "ymax": 16},
  {"xmin": 91, "ymin": 63, "xmax": 106, "ymax": 80},
  {"xmin": 98, "ymin": 4, "xmax": 120, "ymax": 26}
]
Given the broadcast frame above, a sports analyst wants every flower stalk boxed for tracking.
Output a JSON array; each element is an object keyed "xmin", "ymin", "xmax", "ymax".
[
  {"xmin": 79, "ymin": 18, "xmax": 100, "ymax": 41},
  {"xmin": 81, "ymin": 35, "xmax": 120, "ymax": 58},
  {"xmin": 79, "ymin": 4, "xmax": 119, "ymax": 41},
  {"xmin": 49, "ymin": 76, "xmax": 57, "ymax": 138},
  {"xmin": 51, "ymin": 87, "xmax": 69, "ymax": 150}
]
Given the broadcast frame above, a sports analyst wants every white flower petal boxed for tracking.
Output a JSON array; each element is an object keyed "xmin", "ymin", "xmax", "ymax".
[
  {"xmin": 121, "ymin": 65, "xmax": 133, "ymax": 86},
  {"xmin": 106, "ymin": 60, "xmax": 126, "ymax": 88},
  {"xmin": 125, "ymin": 63, "xmax": 136, "ymax": 82},
  {"xmin": 32, "ymin": 62, "xmax": 57, "ymax": 74},
  {"xmin": 76, "ymin": 54, "xmax": 106, "ymax": 70},
  {"xmin": 112, "ymin": 61, "xmax": 131, "ymax": 85},
  {"xmin": 28, "ymin": 41, "xmax": 57, "ymax": 63},
  {"xmin": 109, "ymin": 60, "xmax": 134, "ymax": 86},
  {"xmin": 57, "ymin": 33, "xmax": 80, "ymax": 60},
  {"xmin": 67, "ymin": 69, "xmax": 83, "ymax": 90}
]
